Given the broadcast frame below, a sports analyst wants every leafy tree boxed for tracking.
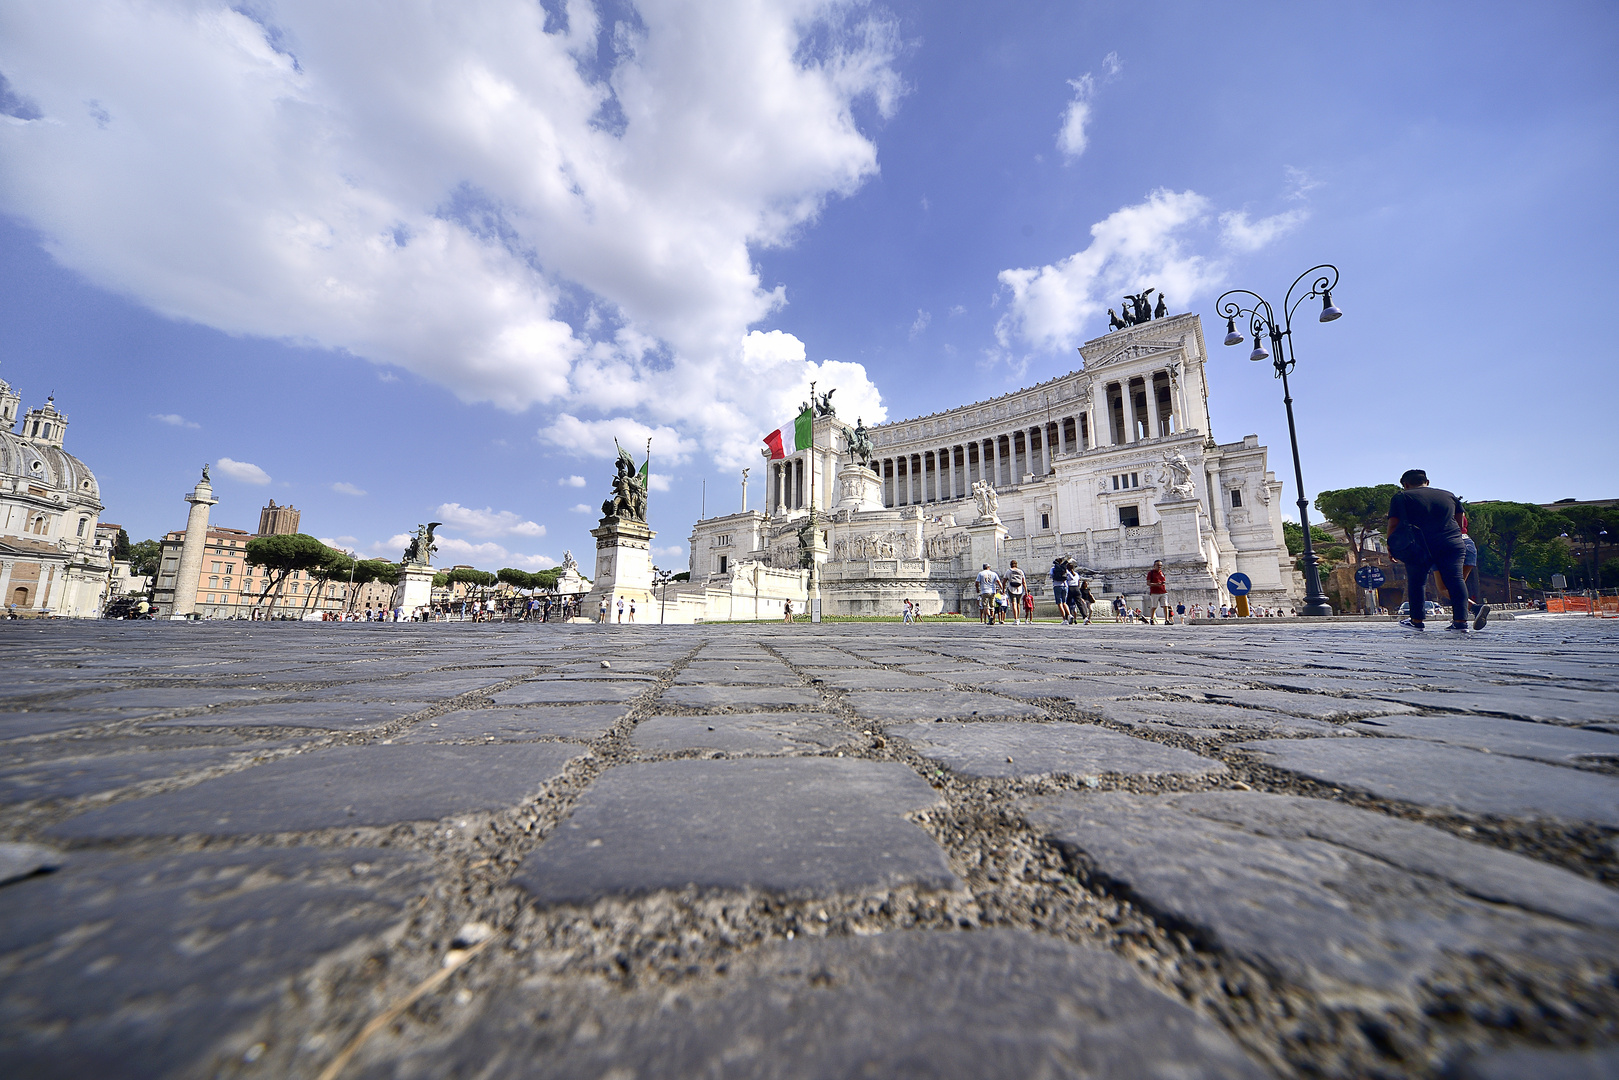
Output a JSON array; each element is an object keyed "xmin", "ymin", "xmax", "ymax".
[
  {"xmin": 1558, "ymin": 504, "xmax": 1615, "ymax": 588},
  {"xmin": 1314, "ymin": 485, "xmax": 1399, "ymax": 565},
  {"xmin": 498, "ymin": 568, "xmax": 542, "ymax": 591},
  {"xmin": 244, "ymin": 534, "xmax": 341, "ymax": 617},
  {"xmin": 1283, "ymin": 521, "xmax": 1347, "ymax": 575},
  {"xmin": 112, "ymin": 527, "xmax": 131, "ymax": 560},
  {"xmin": 672, "ymin": 571, "xmax": 690, "ymax": 582},
  {"xmin": 432, "ymin": 572, "xmax": 450, "ymax": 589},
  {"xmin": 1468, "ymin": 503, "xmax": 1568, "ymax": 602},
  {"xmin": 126, "ymin": 539, "xmax": 162, "ymax": 579}
]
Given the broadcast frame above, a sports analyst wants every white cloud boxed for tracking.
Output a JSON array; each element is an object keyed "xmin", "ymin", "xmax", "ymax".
[
  {"xmin": 434, "ymin": 502, "xmax": 545, "ymax": 538},
  {"xmin": 1218, "ymin": 208, "xmax": 1308, "ymax": 254},
  {"xmin": 1102, "ymin": 51, "xmax": 1123, "ymax": 78},
  {"xmin": 371, "ymin": 533, "xmax": 414, "ymax": 559},
  {"xmin": 909, "ymin": 309, "xmax": 931, "ymax": 337},
  {"xmin": 0, "ymin": 0, "xmax": 903, "ymax": 462},
  {"xmin": 646, "ymin": 472, "xmax": 672, "ymax": 493},
  {"xmin": 215, "ymin": 456, "xmax": 271, "ymax": 484},
  {"xmin": 330, "ymin": 481, "xmax": 366, "ymax": 496},
  {"xmin": 151, "ymin": 412, "xmax": 199, "ymax": 428},
  {"xmin": 1284, "ymin": 165, "xmax": 1322, "ymax": 200},
  {"xmin": 540, "ymin": 414, "xmax": 697, "ymax": 464},
  {"xmin": 1057, "ymin": 74, "xmax": 1094, "ymax": 159},
  {"xmin": 652, "ymin": 544, "xmax": 685, "ymax": 558},
  {"xmin": 559, "ymin": 475, "xmax": 586, "ymax": 488},
  {"xmin": 434, "ymin": 536, "xmax": 556, "ymax": 571},
  {"xmin": 570, "ymin": 503, "xmax": 593, "ymax": 513}
]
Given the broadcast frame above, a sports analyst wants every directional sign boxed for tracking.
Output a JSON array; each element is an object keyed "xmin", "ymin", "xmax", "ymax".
[
  {"xmin": 1354, "ymin": 566, "xmax": 1386, "ymax": 589},
  {"xmin": 1226, "ymin": 572, "xmax": 1252, "ymax": 596}
]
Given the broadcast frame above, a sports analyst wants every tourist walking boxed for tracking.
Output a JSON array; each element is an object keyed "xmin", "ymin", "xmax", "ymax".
[
  {"xmin": 783, "ymin": 598, "xmax": 793, "ymax": 624},
  {"xmin": 1050, "ymin": 558, "xmax": 1071, "ymax": 623},
  {"xmin": 617, "ymin": 597, "xmax": 625, "ymax": 623},
  {"xmin": 1005, "ymin": 560, "xmax": 1026, "ymax": 624},
  {"xmin": 1386, "ymin": 469, "xmax": 1479, "ymax": 632},
  {"xmin": 1460, "ymin": 513, "xmax": 1490, "ymax": 628},
  {"xmin": 1022, "ymin": 588, "xmax": 1034, "ymax": 624},
  {"xmin": 902, "ymin": 598, "xmax": 914, "ymax": 625},
  {"xmin": 1147, "ymin": 560, "xmax": 1169, "ymax": 625},
  {"xmin": 975, "ymin": 563, "xmax": 1000, "ymax": 625}
]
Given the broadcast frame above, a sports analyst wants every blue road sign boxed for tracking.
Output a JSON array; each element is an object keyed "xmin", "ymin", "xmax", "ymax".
[
  {"xmin": 1355, "ymin": 566, "xmax": 1386, "ymax": 589},
  {"xmin": 1226, "ymin": 572, "xmax": 1252, "ymax": 596}
]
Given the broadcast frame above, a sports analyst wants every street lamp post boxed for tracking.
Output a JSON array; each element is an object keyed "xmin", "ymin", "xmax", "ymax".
[
  {"xmin": 654, "ymin": 567, "xmax": 673, "ymax": 623},
  {"xmin": 1216, "ymin": 264, "xmax": 1343, "ymax": 617}
]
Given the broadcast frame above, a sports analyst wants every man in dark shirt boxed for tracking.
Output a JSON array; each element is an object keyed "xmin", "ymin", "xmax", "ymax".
[{"xmin": 1386, "ymin": 469, "xmax": 1475, "ymax": 631}]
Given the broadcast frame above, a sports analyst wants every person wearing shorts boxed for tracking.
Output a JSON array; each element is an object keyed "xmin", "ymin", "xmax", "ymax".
[
  {"xmin": 975, "ymin": 564, "xmax": 1000, "ymax": 625},
  {"xmin": 1051, "ymin": 559, "xmax": 1070, "ymax": 623}
]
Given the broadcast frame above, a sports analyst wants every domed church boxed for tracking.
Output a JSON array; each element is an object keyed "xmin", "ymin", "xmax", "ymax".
[{"xmin": 0, "ymin": 372, "xmax": 111, "ymax": 616}]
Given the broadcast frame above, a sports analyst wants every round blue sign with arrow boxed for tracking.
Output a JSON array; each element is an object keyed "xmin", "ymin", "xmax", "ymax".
[
  {"xmin": 1226, "ymin": 572, "xmax": 1252, "ymax": 596},
  {"xmin": 1354, "ymin": 566, "xmax": 1386, "ymax": 589}
]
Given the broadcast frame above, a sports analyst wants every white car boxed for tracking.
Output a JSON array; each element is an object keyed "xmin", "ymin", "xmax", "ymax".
[{"xmin": 1397, "ymin": 601, "xmax": 1445, "ymax": 620}]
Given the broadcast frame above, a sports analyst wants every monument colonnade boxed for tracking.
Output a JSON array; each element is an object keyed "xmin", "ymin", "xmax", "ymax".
[{"xmin": 872, "ymin": 362, "xmax": 1185, "ymax": 509}]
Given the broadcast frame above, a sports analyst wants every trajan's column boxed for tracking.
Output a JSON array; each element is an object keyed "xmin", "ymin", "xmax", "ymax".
[{"xmin": 169, "ymin": 466, "xmax": 218, "ymax": 620}]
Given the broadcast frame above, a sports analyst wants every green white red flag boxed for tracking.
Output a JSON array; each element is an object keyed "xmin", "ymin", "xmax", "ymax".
[{"xmin": 762, "ymin": 408, "xmax": 813, "ymax": 459}]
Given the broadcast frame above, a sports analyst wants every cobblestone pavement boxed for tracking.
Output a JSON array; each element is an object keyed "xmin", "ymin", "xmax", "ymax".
[{"xmin": 3, "ymin": 618, "xmax": 1618, "ymax": 1079}]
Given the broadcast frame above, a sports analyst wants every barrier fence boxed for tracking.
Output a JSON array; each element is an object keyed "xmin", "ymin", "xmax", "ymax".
[{"xmin": 1545, "ymin": 595, "xmax": 1619, "ymax": 616}]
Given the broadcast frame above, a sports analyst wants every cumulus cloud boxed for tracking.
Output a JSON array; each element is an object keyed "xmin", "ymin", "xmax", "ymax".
[
  {"xmin": 540, "ymin": 414, "xmax": 697, "ymax": 464},
  {"xmin": 330, "ymin": 481, "xmax": 366, "ymax": 496},
  {"xmin": 151, "ymin": 412, "xmax": 199, "ymax": 428},
  {"xmin": 909, "ymin": 309, "xmax": 931, "ymax": 337},
  {"xmin": 997, "ymin": 190, "xmax": 1226, "ymax": 353},
  {"xmin": 1056, "ymin": 74, "xmax": 1095, "ymax": 159},
  {"xmin": 996, "ymin": 186, "xmax": 1311, "ymax": 354},
  {"xmin": 0, "ymin": 1, "xmax": 902, "ymax": 460},
  {"xmin": 559, "ymin": 475, "xmax": 586, "ymax": 488},
  {"xmin": 433, "ymin": 536, "xmax": 556, "ymax": 571},
  {"xmin": 1219, "ymin": 208, "xmax": 1308, "ymax": 253},
  {"xmin": 570, "ymin": 503, "xmax": 593, "ymax": 513},
  {"xmin": 434, "ymin": 502, "xmax": 545, "ymax": 538},
  {"xmin": 215, "ymin": 456, "xmax": 271, "ymax": 484},
  {"xmin": 646, "ymin": 472, "xmax": 672, "ymax": 493}
]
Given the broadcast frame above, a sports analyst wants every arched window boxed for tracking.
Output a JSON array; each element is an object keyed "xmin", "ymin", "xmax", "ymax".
[
  {"xmin": 11, "ymin": 586, "xmax": 28, "ymax": 608},
  {"xmin": 208, "ymin": 576, "xmax": 219, "ymax": 588},
  {"xmin": 31, "ymin": 516, "xmax": 47, "ymax": 535},
  {"xmin": 77, "ymin": 518, "xmax": 88, "ymax": 537}
]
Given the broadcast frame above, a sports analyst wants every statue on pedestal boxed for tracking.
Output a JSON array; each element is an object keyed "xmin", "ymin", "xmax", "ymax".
[
  {"xmin": 561, "ymin": 549, "xmax": 578, "ymax": 572},
  {"xmin": 847, "ymin": 417, "xmax": 875, "ymax": 468},
  {"xmin": 201, "ymin": 463, "xmax": 211, "ymax": 483},
  {"xmin": 970, "ymin": 479, "xmax": 1000, "ymax": 522},
  {"xmin": 402, "ymin": 522, "xmax": 441, "ymax": 566},
  {"xmin": 600, "ymin": 444, "xmax": 649, "ymax": 522},
  {"xmin": 1157, "ymin": 450, "xmax": 1197, "ymax": 499}
]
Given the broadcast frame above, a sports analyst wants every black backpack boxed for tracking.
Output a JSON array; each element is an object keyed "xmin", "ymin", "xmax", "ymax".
[{"xmin": 1388, "ymin": 522, "xmax": 1430, "ymax": 565}]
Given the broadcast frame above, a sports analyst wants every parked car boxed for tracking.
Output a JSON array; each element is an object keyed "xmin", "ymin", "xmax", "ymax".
[{"xmin": 1396, "ymin": 601, "xmax": 1444, "ymax": 620}]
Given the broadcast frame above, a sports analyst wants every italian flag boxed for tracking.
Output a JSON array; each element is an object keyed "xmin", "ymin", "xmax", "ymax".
[{"xmin": 762, "ymin": 407, "xmax": 813, "ymax": 460}]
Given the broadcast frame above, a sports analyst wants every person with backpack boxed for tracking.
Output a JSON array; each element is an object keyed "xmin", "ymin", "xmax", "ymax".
[
  {"xmin": 975, "ymin": 563, "xmax": 1000, "ymax": 625},
  {"xmin": 1387, "ymin": 469, "xmax": 1480, "ymax": 632},
  {"xmin": 1005, "ymin": 560, "xmax": 1027, "ymax": 624},
  {"xmin": 1050, "ymin": 558, "xmax": 1071, "ymax": 623}
]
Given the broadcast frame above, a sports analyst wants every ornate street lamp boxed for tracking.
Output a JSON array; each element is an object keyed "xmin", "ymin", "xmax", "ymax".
[
  {"xmin": 1216, "ymin": 264, "xmax": 1343, "ymax": 617},
  {"xmin": 654, "ymin": 566, "xmax": 674, "ymax": 624}
]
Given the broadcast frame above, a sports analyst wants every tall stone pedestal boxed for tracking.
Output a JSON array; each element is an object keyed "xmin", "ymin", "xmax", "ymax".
[
  {"xmin": 835, "ymin": 464, "xmax": 886, "ymax": 513},
  {"xmin": 393, "ymin": 565, "xmax": 435, "ymax": 615},
  {"xmin": 1156, "ymin": 496, "xmax": 1204, "ymax": 560},
  {"xmin": 967, "ymin": 517, "xmax": 1008, "ymax": 574},
  {"xmin": 585, "ymin": 516, "xmax": 654, "ymax": 618}
]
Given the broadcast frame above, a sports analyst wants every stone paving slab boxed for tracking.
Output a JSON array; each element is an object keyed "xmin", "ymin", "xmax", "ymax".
[
  {"xmin": 1236, "ymin": 737, "xmax": 1619, "ymax": 825},
  {"xmin": 842, "ymin": 689, "xmax": 1046, "ymax": 722},
  {"xmin": 50, "ymin": 742, "xmax": 588, "ymax": 837},
  {"xmin": 810, "ymin": 668, "xmax": 948, "ymax": 690},
  {"xmin": 1193, "ymin": 688, "xmax": 1419, "ymax": 720},
  {"xmin": 0, "ymin": 709, "xmax": 168, "ymax": 740},
  {"xmin": 1365, "ymin": 688, "xmax": 1619, "ymax": 725},
  {"xmin": 143, "ymin": 700, "xmax": 429, "ymax": 730},
  {"xmin": 515, "ymin": 758, "xmax": 955, "ymax": 904},
  {"xmin": 50, "ymin": 688, "xmax": 283, "ymax": 710},
  {"xmin": 396, "ymin": 705, "xmax": 629, "ymax": 743},
  {"xmin": 0, "ymin": 846, "xmax": 428, "ymax": 1079},
  {"xmin": 382, "ymin": 929, "xmax": 1267, "ymax": 1080},
  {"xmin": 659, "ymin": 684, "xmax": 823, "ymax": 709},
  {"xmin": 1350, "ymin": 713, "xmax": 1619, "ymax": 766},
  {"xmin": 1102, "ymin": 699, "xmax": 1339, "ymax": 737},
  {"xmin": 0, "ymin": 841, "xmax": 61, "ymax": 885},
  {"xmin": 0, "ymin": 744, "xmax": 292, "ymax": 803},
  {"xmin": 632, "ymin": 712, "xmax": 857, "ymax": 755},
  {"xmin": 889, "ymin": 720, "xmax": 1227, "ymax": 781},
  {"xmin": 1024, "ymin": 791, "xmax": 1619, "ymax": 1000},
  {"xmin": 1454, "ymin": 1045, "xmax": 1619, "ymax": 1080},
  {"xmin": 673, "ymin": 664, "xmax": 803, "ymax": 686},
  {"xmin": 489, "ymin": 679, "xmax": 645, "ymax": 705}
]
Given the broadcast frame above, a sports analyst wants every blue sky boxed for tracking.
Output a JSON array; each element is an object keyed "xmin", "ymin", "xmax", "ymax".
[{"xmin": 2, "ymin": 0, "xmax": 1614, "ymax": 570}]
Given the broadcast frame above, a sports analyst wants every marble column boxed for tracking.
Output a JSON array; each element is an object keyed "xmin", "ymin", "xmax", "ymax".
[
  {"xmin": 946, "ymin": 447, "xmax": 956, "ymax": 500},
  {"xmin": 170, "ymin": 468, "xmax": 218, "ymax": 619}
]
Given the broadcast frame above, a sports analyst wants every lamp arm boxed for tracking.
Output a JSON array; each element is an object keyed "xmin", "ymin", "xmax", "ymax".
[
  {"xmin": 1282, "ymin": 264, "xmax": 1339, "ymax": 328},
  {"xmin": 1215, "ymin": 290, "xmax": 1277, "ymax": 341}
]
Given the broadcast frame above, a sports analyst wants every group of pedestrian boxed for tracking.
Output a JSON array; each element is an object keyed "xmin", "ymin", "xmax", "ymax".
[
  {"xmin": 1387, "ymin": 468, "xmax": 1489, "ymax": 632},
  {"xmin": 1050, "ymin": 557, "xmax": 1096, "ymax": 625}
]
